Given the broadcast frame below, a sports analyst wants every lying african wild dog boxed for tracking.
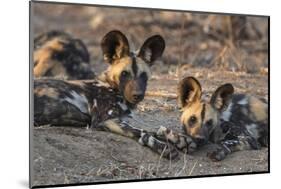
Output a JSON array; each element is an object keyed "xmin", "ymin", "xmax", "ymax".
[
  {"xmin": 34, "ymin": 30, "xmax": 94, "ymax": 79},
  {"xmin": 34, "ymin": 30, "xmax": 179, "ymax": 159},
  {"xmin": 157, "ymin": 76, "xmax": 268, "ymax": 161}
]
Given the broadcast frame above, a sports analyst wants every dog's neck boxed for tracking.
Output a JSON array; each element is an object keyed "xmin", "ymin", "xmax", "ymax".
[
  {"xmin": 96, "ymin": 71, "xmax": 137, "ymax": 110},
  {"xmin": 97, "ymin": 71, "xmax": 116, "ymax": 88}
]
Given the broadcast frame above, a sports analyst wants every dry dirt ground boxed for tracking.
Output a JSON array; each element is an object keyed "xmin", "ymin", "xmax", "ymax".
[
  {"xmin": 32, "ymin": 69, "xmax": 268, "ymax": 186},
  {"xmin": 31, "ymin": 2, "xmax": 269, "ymax": 187}
]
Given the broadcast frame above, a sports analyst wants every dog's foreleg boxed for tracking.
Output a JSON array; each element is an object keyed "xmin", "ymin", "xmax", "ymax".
[
  {"xmin": 207, "ymin": 136, "xmax": 260, "ymax": 161},
  {"xmin": 97, "ymin": 119, "xmax": 179, "ymax": 160}
]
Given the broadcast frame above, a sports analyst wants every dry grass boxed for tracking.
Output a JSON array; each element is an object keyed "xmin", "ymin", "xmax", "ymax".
[{"xmin": 33, "ymin": 3, "xmax": 268, "ymax": 75}]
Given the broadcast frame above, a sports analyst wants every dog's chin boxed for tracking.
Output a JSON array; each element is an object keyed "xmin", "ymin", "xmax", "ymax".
[
  {"xmin": 127, "ymin": 99, "xmax": 141, "ymax": 105},
  {"xmin": 125, "ymin": 96, "xmax": 143, "ymax": 105},
  {"xmin": 194, "ymin": 137, "xmax": 208, "ymax": 146}
]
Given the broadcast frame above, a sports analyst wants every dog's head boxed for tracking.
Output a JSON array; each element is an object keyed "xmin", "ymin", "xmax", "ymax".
[
  {"xmin": 177, "ymin": 77, "xmax": 234, "ymax": 145},
  {"xmin": 33, "ymin": 31, "xmax": 93, "ymax": 79},
  {"xmin": 100, "ymin": 30, "xmax": 165, "ymax": 105}
]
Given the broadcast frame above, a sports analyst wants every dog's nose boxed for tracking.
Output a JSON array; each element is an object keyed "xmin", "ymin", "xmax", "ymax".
[
  {"xmin": 132, "ymin": 92, "xmax": 144, "ymax": 101},
  {"xmin": 194, "ymin": 137, "xmax": 208, "ymax": 146}
]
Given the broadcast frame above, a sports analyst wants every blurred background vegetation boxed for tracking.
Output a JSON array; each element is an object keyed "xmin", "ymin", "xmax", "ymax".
[{"xmin": 33, "ymin": 2, "xmax": 268, "ymax": 75}]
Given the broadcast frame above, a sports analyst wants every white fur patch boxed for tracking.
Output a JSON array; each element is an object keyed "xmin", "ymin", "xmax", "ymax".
[
  {"xmin": 94, "ymin": 80, "xmax": 110, "ymax": 88},
  {"xmin": 237, "ymin": 97, "xmax": 248, "ymax": 105},
  {"xmin": 107, "ymin": 109, "xmax": 113, "ymax": 115},
  {"xmin": 64, "ymin": 91, "xmax": 89, "ymax": 114},
  {"xmin": 117, "ymin": 102, "xmax": 128, "ymax": 111},
  {"xmin": 93, "ymin": 99, "xmax": 97, "ymax": 107},
  {"xmin": 148, "ymin": 136, "xmax": 155, "ymax": 147},
  {"xmin": 138, "ymin": 132, "xmax": 146, "ymax": 145},
  {"xmin": 221, "ymin": 102, "xmax": 233, "ymax": 121},
  {"xmin": 246, "ymin": 124, "xmax": 259, "ymax": 138},
  {"xmin": 88, "ymin": 99, "xmax": 97, "ymax": 113},
  {"xmin": 144, "ymin": 49, "xmax": 152, "ymax": 62},
  {"xmin": 157, "ymin": 126, "xmax": 167, "ymax": 136}
]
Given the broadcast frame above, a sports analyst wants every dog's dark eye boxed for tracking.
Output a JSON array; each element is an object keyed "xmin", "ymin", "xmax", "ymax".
[
  {"xmin": 52, "ymin": 52, "xmax": 59, "ymax": 59},
  {"xmin": 139, "ymin": 72, "xmax": 148, "ymax": 82},
  {"xmin": 121, "ymin": 71, "xmax": 130, "ymax": 78},
  {"xmin": 188, "ymin": 115, "xmax": 197, "ymax": 127},
  {"xmin": 52, "ymin": 51, "xmax": 65, "ymax": 61},
  {"xmin": 206, "ymin": 119, "xmax": 213, "ymax": 128}
]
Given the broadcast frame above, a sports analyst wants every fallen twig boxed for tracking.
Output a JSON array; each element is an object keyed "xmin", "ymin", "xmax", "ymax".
[
  {"xmin": 175, "ymin": 151, "xmax": 187, "ymax": 177},
  {"xmin": 145, "ymin": 91, "xmax": 177, "ymax": 99},
  {"xmin": 188, "ymin": 160, "xmax": 198, "ymax": 176}
]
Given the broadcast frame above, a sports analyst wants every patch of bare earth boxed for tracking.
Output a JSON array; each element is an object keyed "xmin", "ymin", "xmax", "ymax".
[{"xmin": 32, "ymin": 69, "xmax": 268, "ymax": 186}]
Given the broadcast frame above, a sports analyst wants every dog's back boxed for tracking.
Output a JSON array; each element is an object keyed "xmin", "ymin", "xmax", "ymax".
[{"xmin": 33, "ymin": 30, "xmax": 94, "ymax": 79}]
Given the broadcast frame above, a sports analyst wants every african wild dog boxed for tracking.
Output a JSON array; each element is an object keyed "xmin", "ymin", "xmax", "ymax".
[
  {"xmin": 34, "ymin": 30, "xmax": 94, "ymax": 79},
  {"xmin": 157, "ymin": 76, "xmax": 268, "ymax": 161},
  {"xmin": 34, "ymin": 30, "xmax": 179, "ymax": 159}
]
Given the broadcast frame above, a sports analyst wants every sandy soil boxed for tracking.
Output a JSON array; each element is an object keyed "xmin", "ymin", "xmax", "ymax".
[{"xmin": 32, "ymin": 69, "xmax": 268, "ymax": 186}]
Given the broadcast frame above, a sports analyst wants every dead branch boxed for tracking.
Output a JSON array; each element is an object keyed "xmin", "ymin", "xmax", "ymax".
[{"xmin": 145, "ymin": 91, "xmax": 177, "ymax": 99}]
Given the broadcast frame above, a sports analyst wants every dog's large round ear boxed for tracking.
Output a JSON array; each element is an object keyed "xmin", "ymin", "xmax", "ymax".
[
  {"xmin": 177, "ymin": 77, "xmax": 202, "ymax": 109},
  {"xmin": 138, "ymin": 35, "xmax": 165, "ymax": 66},
  {"xmin": 101, "ymin": 30, "xmax": 130, "ymax": 64},
  {"xmin": 210, "ymin": 83, "xmax": 234, "ymax": 112}
]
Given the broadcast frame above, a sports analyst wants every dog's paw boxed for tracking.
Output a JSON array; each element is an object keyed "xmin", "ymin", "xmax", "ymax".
[
  {"xmin": 161, "ymin": 142, "xmax": 179, "ymax": 160},
  {"xmin": 139, "ymin": 132, "xmax": 179, "ymax": 160},
  {"xmin": 207, "ymin": 149, "xmax": 226, "ymax": 161},
  {"xmin": 156, "ymin": 126, "xmax": 168, "ymax": 136},
  {"xmin": 186, "ymin": 140, "xmax": 197, "ymax": 153}
]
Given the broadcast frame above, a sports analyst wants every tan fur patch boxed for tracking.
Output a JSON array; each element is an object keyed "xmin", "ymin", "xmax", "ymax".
[
  {"xmin": 48, "ymin": 61, "xmax": 67, "ymax": 77},
  {"xmin": 135, "ymin": 57, "xmax": 151, "ymax": 77},
  {"xmin": 106, "ymin": 56, "xmax": 151, "ymax": 86},
  {"xmin": 33, "ymin": 60, "xmax": 53, "ymax": 77},
  {"xmin": 103, "ymin": 119, "xmax": 134, "ymax": 138},
  {"xmin": 248, "ymin": 96, "xmax": 268, "ymax": 122},
  {"xmin": 181, "ymin": 100, "xmax": 203, "ymax": 137},
  {"xmin": 33, "ymin": 38, "xmax": 65, "ymax": 78},
  {"xmin": 67, "ymin": 80, "xmax": 87, "ymax": 87},
  {"xmin": 34, "ymin": 87, "xmax": 58, "ymax": 98},
  {"xmin": 33, "ymin": 49, "xmax": 53, "ymax": 77},
  {"xmin": 203, "ymin": 104, "xmax": 219, "ymax": 127},
  {"xmin": 41, "ymin": 38, "xmax": 65, "ymax": 51}
]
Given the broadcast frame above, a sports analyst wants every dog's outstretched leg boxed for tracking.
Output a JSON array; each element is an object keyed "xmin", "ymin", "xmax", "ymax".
[
  {"xmin": 96, "ymin": 119, "xmax": 179, "ymax": 160},
  {"xmin": 207, "ymin": 136, "xmax": 260, "ymax": 161}
]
